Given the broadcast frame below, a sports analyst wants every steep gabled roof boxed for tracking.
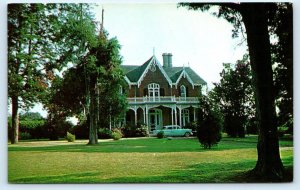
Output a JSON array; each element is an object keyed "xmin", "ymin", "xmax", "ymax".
[
  {"xmin": 121, "ymin": 56, "xmax": 207, "ymax": 87},
  {"xmin": 164, "ymin": 67, "xmax": 207, "ymax": 86},
  {"xmin": 120, "ymin": 56, "xmax": 153, "ymax": 82}
]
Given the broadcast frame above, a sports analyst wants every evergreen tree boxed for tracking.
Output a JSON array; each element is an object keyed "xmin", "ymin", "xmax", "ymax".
[{"xmin": 197, "ymin": 94, "xmax": 222, "ymax": 149}]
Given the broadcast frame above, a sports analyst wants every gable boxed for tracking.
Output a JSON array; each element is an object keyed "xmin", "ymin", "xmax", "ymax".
[
  {"xmin": 137, "ymin": 56, "xmax": 172, "ymax": 87},
  {"xmin": 175, "ymin": 70, "xmax": 195, "ymax": 89}
]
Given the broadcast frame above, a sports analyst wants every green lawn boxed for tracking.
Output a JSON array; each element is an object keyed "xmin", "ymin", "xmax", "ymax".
[{"xmin": 8, "ymin": 136, "xmax": 293, "ymax": 183}]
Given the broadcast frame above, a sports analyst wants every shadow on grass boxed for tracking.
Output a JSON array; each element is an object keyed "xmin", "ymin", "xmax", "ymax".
[
  {"xmin": 11, "ymin": 159, "xmax": 292, "ymax": 183},
  {"xmin": 9, "ymin": 171, "xmax": 102, "ymax": 184},
  {"xmin": 8, "ymin": 137, "xmax": 293, "ymax": 153}
]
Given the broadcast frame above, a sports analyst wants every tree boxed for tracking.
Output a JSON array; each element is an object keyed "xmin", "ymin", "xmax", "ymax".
[
  {"xmin": 8, "ymin": 4, "xmax": 94, "ymax": 144},
  {"xmin": 85, "ymin": 29, "xmax": 125, "ymax": 145},
  {"xmin": 179, "ymin": 2, "xmax": 290, "ymax": 180},
  {"xmin": 211, "ymin": 55, "xmax": 255, "ymax": 137},
  {"xmin": 269, "ymin": 4, "xmax": 293, "ymax": 133},
  {"xmin": 197, "ymin": 94, "xmax": 222, "ymax": 149}
]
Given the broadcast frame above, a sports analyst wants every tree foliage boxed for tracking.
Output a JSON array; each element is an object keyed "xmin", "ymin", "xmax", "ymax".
[
  {"xmin": 179, "ymin": 2, "xmax": 291, "ymax": 181},
  {"xmin": 269, "ymin": 3, "xmax": 293, "ymax": 132},
  {"xmin": 197, "ymin": 94, "xmax": 222, "ymax": 149},
  {"xmin": 211, "ymin": 55, "xmax": 256, "ymax": 137},
  {"xmin": 8, "ymin": 3, "xmax": 94, "ymax": 143}
]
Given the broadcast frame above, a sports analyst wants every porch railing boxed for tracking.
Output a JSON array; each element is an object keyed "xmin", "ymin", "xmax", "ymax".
[{"xmin": 127, "ymin": 96, "xmax": 199, "ymax": 104}]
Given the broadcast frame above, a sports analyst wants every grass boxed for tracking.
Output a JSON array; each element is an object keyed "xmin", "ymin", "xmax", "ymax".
[{"xmin": 8, "ymin": 136, "xmax": 293, "ymax": 183}]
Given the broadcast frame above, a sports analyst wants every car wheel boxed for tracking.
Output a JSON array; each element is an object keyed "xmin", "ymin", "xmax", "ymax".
[{"xmin": 184, "ymin": 132, "xmax": 190, "ymax": 137}]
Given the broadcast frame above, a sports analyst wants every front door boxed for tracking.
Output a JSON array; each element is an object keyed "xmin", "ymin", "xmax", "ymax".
[{"xmin": 149, "ymin": 108, "xmax": 162, "ymax": 132}]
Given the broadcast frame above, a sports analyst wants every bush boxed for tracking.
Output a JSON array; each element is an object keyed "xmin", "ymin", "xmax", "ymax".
[
  {"xmin": 157, "ymin": 131, "xmax": 164, "ymax": 139},
  {"xmin": 44, "ymin": 118, "xmax": 73, "ymax": 140},
  {"xmin": 135, "ymin": 124, "xmax": 149, "ymax": 137},
  {"xmin": 19, "ymin": 132, "xmax": 31, "ymax": 140},
  {"xmin": 72, "ymin": 119, "xmax": 89, "ymax": 139},
  {"xmin": 66, "ymin": 132, "xmax": 75, "ymax": 142},
  {"xmin": 197, "ymin": 94, "xmax": 222, "ymax": 149},
  {"xmin": 19, "ymin": 119, "xmax": 47, "ymax": 139},
  {"xmin": 98, "ymin": 128, "xmax": 112, "ymax": 139},
  {"xmin": 121, "ymin": 122, "xmax": 149, "ymax": 138},
  {"xmin": 111, "ymin": 129, "xmax": 122, "ymax": 140}
]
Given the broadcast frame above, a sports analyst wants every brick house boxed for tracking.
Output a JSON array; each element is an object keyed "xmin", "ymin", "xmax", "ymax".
[{"xmin": 121, "ymin": 53, "xmax": 207, "ymax": 132}]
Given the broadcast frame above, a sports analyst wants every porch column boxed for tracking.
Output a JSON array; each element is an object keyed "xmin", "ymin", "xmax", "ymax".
[
  {"xmin": 145, "ymin": 106, "xmax": 149, "ymax": 125},
  {"xmin": 179, "ymin": 107, "xmax": 182, "ymax": 127},
  {"xmin": 193, "ymin": 107, "xmax": 196, "ymax": 121},
  {"xmin": 143, "ymin": 107, "xmax": 145, "ymax": 124},
  {"xmin": 174, "ymin": 107, "xmax": 177, "ymax": 125},
  {"xmin": 134, "ymin": 108, "xmax": 137, "ymax": 125},
  {"xmin": 171, "ymin": 108, "xmax": 174, "ymax": 125}
]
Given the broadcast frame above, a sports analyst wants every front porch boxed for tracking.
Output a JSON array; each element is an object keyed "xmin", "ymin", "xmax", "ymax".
[{"xmin": 125, "ymin": 104, "xmax": 199, "ymax": 132}]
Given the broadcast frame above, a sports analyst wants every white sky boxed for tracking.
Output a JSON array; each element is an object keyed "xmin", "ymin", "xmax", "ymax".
[
  {"xmin": 93, "ymin": 3, "xmax": 248, "ymax": 88},
  {"xmin": 27, "ymin": 3, "xmax": 248, "ymax": 118}
]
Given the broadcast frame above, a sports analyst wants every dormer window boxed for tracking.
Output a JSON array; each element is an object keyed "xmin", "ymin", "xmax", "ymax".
[
  {"xmin": 148, "ymin": 83, "xmax": 160, "ymax": 101},
  {"xmin": 180, "ymin": 85, "xmax": 186, "ymax": 98}
]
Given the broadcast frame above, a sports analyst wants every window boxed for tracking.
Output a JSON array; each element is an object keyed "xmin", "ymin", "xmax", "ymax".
[
  {"xmin": 180, "ymin": 85, "xmax": 186, "ymax": 98},
  {"xmin": 148, "ymin": 83, "xmax": 160, "ymax": 101}
]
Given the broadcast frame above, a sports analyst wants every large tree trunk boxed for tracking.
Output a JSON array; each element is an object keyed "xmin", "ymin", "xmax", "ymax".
[
  {"xmin": 88, "ymin": 83, "xmax": 98, "ymax": 145},
  {"xmin": 11, "ymin": 96, "xmax": 19, "ymax": 144},
  {"xmin": 241, "ymin": 3, "xmax": 284, "ymax": 180}
]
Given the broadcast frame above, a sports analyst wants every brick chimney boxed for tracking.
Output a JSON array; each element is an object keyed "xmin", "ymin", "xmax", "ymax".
[{"xmin": 162, "ymin": 53, "xmax": 172, "ymax": 68}]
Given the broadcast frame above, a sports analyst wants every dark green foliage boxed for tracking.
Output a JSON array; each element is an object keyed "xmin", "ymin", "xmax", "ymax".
[
  {"xmin": 8, "ymin": 114, "xmax": 48, "ymax": 140},
  {"xmin": 44, "ymin": 118, "xmax": 73, "ymax": 140},
  {"xmin": 121, "ymin": 122, "xmax": 149, "ymax": 138},
  {"xmin": 98, "ymin": 128, "xmax": 113, "ymax": 139},
  {"xmin": 184, "ymin": 122, "xmax": 197, "ymax": 135},
  {"xmin": 66, "ymin": 132, "xmax": 76, "ymax": 142},
  {"xmin": 269, "ymin": 3, "xmax": 293, "ymax": 134},
  {"xmin": 20, "ymin": 112, "xmax": 43, "ymax": 120},
  {"xmin": 19, "ymin": 132, "xmax": 31, "ymax": 140},
  {"xmin": 157, "ymin": 131, "xmax": 165, "ymax": 139},
  {"xmin": 111, "ymin": 129, "xmax": 123, "ymax": 140},
  {"xmin": 72, "ymin": 119, "xmax": 89, "ymax": 139},
  {"xmin": 19, "ymin": 120, "xmax": 46, "ymax": 139},
  {"xmin": 8, "ymin": 4, "xmax": 94, "ymax": 143},
  {"xmin": 197, "ymin": 94, "xmax": 222, "ymax": 149},
  {"xmin": 210, "ymin": 55, "xmax": 256, "ymax": 137}
]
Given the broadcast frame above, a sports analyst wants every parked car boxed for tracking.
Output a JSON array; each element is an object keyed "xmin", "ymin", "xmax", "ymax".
[{"xmin": 153, "ymin": 125, "xmax": 193, "ymax": 137}]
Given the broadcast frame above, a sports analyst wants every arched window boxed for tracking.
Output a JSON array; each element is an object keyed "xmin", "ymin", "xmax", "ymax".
[
  {"xmin": 148, "ymin": 83, "xmax": 160, "ymax": 101},
  {"xmin": 180, "ymin": 85, "xmax": 186, "ymax": 98}
]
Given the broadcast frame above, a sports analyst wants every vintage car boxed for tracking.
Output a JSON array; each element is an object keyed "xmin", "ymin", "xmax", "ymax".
[{"xmin": 153, "ymin": 125, "xmax": 193, "ymax": 137}]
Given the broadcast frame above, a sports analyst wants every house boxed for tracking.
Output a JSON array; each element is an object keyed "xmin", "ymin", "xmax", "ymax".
[{"xmin": 121, "ymin": 53, "xmax": 207, "ymax": 132}]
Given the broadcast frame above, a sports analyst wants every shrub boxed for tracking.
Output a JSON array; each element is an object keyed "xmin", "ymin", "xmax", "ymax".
[
  {"xmin": 66, "ymin": 132, "xmax": 75, "ymax": 142},
  {"xmin": 197, "ymin": 94, "xmax": 222, "ymax": 149},
  {"xmin": 73, "ymin": 120, "xmax": 89, "ymax": 139},
  {"xmin": 111, "ymin": 129, "xmax": 122, "ymax": 140},
  {"xmin": 19, "ymin": 132, "xmax": 31, "ymax": 140},
  {"xmin": 135, "ymin": 124, "xmax": 149, "ymax": 137},
  {"xmin": 98, "ymin": 128, "xmax": 112, "ymax": 139},
  {"xmin": 19, "ymin": 119, "xmax": 47, "ymax": 139},
  {"xmin": 157, "ymin": 131, "xmax": 164, "ymax": 139},
  {"xmin": 44, "ymin": 118, "xmax": 73, "ymax": 140}
]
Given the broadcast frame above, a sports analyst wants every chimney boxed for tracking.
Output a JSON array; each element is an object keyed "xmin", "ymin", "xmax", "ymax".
[{"xmin": 162, "ymin": 53, "xmax": 173, "ymax": 68}]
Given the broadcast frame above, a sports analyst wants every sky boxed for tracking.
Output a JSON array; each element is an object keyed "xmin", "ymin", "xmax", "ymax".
[
  {"xmin": 94, "ymin": 3, "xmax": 247, "ymax": 89},
  {"xmin": 26, "ymin": 3, "xmax": 248, "ymax": 118}
]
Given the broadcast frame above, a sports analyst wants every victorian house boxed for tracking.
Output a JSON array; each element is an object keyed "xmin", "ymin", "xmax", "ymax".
[{"xmin": 121, "ymin": 53, "xmax": 207, "ymax": 132}]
